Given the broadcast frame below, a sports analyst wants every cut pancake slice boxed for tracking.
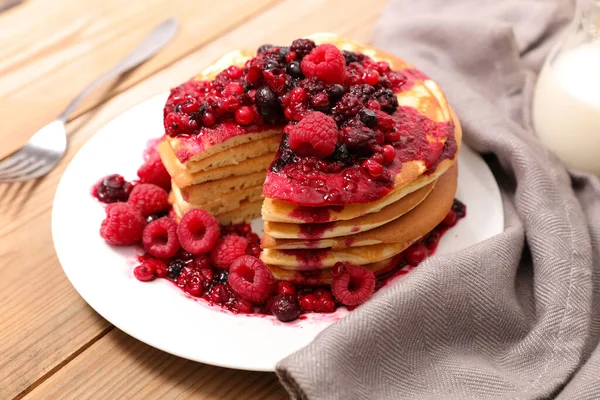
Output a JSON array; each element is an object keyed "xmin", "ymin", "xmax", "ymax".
[
  {"xmin": 262, "ymin": 180, "xmax": 435, "ymax": 242},
  {"xmin": 160, "ymin": 138, "xmax": 275, "ymax": 187},
  {"xmin": 172, "ymin": 196, "xmax": 263, "ymax": 226},
  {"xmin": 260, "ymin": 163, "xmax": 457, "ymax": 268},
  {"xmin": 180, "ymin": 135, "xmax": 279, "ymax": 174},
  {"xmin": 268, "ymin": 254, "xmax": 405, "ymax": 286},
  {"xmin": 178, "ymin": 170, "xmax": 266, "ymax": 204},
  {"xmin": 171, "ymin": 183, "xmax": 263, "ymax": 216}
]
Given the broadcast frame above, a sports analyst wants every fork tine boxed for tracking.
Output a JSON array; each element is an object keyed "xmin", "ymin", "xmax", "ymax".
[
  {"xmin": 0, "ymin": 158, "xmax": 47, "ymax": 181},
  {"xmin": 0, "ymin": 150, "xmax": 28, "ymax": 171},
  {"xmin": 0, "ymin": 162, "xmax": 56, "ymax": 183},
  {"xmin": 0, "ymin": 156, "xmax": 38, "ymax": 178}
]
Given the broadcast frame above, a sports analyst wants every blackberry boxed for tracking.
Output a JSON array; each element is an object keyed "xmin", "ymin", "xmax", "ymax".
[
  {"xmin": 213, "ymin": 269, "xmax": 229, "ymax": 285},
  {"xmin": 290, "ymin": 38, "xmax": 316, "ymax": 60},
  {"xmin": 300, "ymin": 77, "xmax": 326, "ymax": 96},
  {"xmin": 271, "ymin": 134, "xmax": 297, "ymax": 172},
  {"xmin": 255, "ymin": 86, "xmax": 283, "ymax": 122},
  {"xmin": 342, "ymin": 50, "xmax": 364, "ymax": 65},
  {"xmin": 349, "ymin": 84, "xmax": 376, "ymax": 105},
  {"xmin": 374, "ymin": 88, "xmax": 399, "ymax": 114},
  {"xmin": 452, "ymin": 199, "xmax": 467, "ymax": 219},
  {"xmin": 326, "ymin": 84, "xmax": 344, "ymax": 104},
  {"xmin": 257, "ymin": 44, "xmax": 273, "ymax": 54},
  {"xmin": 331, "ymin": 143, "xmax": 353, "ymax": 165},
  {"xmin": 167, "ymin": 260, "xmax": 185, "ymax": 280},
  {"xmin": 358, "ymin": 108, "xmax": 378, "ymax": 128},
  {"xmin": 343, "ymin": 126, "xmax": 377, "ymax": 156},
  {"xmin": 286, "ymin": 61, "xmax": 304, "ymax": 79},
  {"xmin": 332, "ymin": 94, "xmax": 364, "ymax": 125}
]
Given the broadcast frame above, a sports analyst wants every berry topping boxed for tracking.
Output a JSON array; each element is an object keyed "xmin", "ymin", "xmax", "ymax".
[
  {"xmin": 137, "ymin": 257, "xmax": 168, "ymax": 280},
  {"xmin": 134, "ymin": 262, "xmax": 156, "ymax": 282},
  {"xmin": 405, "ymin": 244, "xmax": 429, "ymax": 266},
  {"xmin": 331, "ymin": 262, "xmax": 376, "ymax": 306},
  {"xmin": 228, "ymin": 256, "xmax": 275, "ymax": 304},
  {"xmin": 288, "ymin": 111, "xmax": 338, "ymax": 158},
  {"xmin": 167, "ymin": 259, "xmax": 185, "ymax": 280},
  {"xmin": 275, "ymin": 280, "xmax": 297, "ymax": 296},
  {"xmin": 210, "ymin": 235, "xmax": 249, "ymax": 270},
  {"xmin": 289, "ymin": 38, "xmax": 316, "ymax": 60},
  {"xmin": 374, "ymin": 88, "xmax": 399, "ymax": 114},
  {"xmin": 358, "ymin": 108, "xmax": 378, "ymax": 128},
  {"xmin": 299, "ymin": 293, "xmax": 317, "ymax": 312},
  {"xmin": 301, "ymin": 44, "xmax": 346, "ymax": 84},
  {"xmin": 268, "ymin": 294, "xmax": 301, "ymax": 322},
  {"xmin": 137, "ymin": 156, "xmax": 171, "ymax": 191},
  {"xmin": 255, "ymin": 86, "xmax": 283, "ymax": 122},
  {"xmin": 177, "ymin": 209, "xmax": 220, "ymax": 255},
  {"xmin": 286, "ymin": 61, "xmax": 304, "ymax": 79},
  {"xmin": 234, "ymin": 106, "xmax": 255, "ymax": 125},
  {"xmin": 332, "ymin": 93, "xmax": 363, "ymax": 125},
  {"xmin": 100, "ymin": 203, "xmax": 146, "ymax": 246},
  {"xmin": 94, "ymin": 174, "xmax": 133, "ymax": 203},
  {"xmin": 442, "ymin": 209, "xmax": 457, "ymax": 227},
  {"xmin": 127, "ymin": 183, "xmax": 169, "ymax": 217},
  {"xmin": 142, "ymin": 217, "xmax": 180, "ymax": 259}
]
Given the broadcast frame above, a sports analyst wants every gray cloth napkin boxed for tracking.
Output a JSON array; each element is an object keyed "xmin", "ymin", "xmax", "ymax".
[{"xmin": 276, "ymin": 0, "xmax": 600, "ymax": 398}]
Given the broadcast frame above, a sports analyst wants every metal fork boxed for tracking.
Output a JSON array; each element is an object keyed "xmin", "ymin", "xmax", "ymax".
[{"xmin": 0, "ymin": 18, "xmax": 179, "ymax": 183}]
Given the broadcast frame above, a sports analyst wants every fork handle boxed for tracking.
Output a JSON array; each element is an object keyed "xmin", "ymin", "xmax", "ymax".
[{"xmin": 58, "ymin": 18, "xmax": 179, "ymax": 121}]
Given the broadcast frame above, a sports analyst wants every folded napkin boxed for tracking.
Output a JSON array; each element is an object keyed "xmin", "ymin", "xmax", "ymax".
[{"xmin": 277, "ymin": 0, "xmax": 600, "ymax": 398}]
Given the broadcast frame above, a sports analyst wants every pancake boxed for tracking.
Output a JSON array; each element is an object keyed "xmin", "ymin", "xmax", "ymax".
[
  {"xmin": 171, "ymin": 182, "xmax": 263, "ymax": 216},
  {"xmin": 261, "ymin": 122, "xmax": 460, "ymax": 224},
  {"xmin": 262, "ymin": 180, "xmax": 435, "ymax": 242},
  {"xmin": 159, "ymin": 139, "xmax": 275, "ymax": 187},
  {"xmin": 172, "ymin": 196, "xmax": 263, "ymax": 226},
  {"xmin": 177, "ymin": 135, "xmax": 280, "ymax": 174},
  {"xmin": 259, "ymin": 164, "xmax": 457, "ymax": 267},
  {"xmin": 267, "ymin": 254, "xmax": 405, "ymax": 286},
  {"xmin": 178, "ymin": 170, "xmax": 267, "ymax": 204}
]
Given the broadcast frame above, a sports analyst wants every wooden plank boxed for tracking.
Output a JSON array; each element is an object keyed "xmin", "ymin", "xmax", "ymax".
[
  {"xmin": 1, "ymin": 0, "xmax": 388, "ymax": 397},
  {"xmin": 0, "ymin": 0, "xmax": 278, "ymax": 159},
  {"xmin": 22, "ymin": 329, "xmax": 287, "ymax": 400}
]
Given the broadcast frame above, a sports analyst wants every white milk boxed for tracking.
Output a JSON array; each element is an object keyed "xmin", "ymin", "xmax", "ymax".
[{"xmin": 532, "ymin": 42, "xmax": 600, "ymax": 175}]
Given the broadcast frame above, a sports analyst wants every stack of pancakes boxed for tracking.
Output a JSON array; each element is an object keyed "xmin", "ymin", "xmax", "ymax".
[{"xmin": 159, "ymin": 34, "xmax": 462, "ymax": 285}]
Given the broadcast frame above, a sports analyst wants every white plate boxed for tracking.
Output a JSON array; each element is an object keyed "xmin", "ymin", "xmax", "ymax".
[{"xmin": 52, "ymin": 93, "xmax": 504, "ymax": 371}]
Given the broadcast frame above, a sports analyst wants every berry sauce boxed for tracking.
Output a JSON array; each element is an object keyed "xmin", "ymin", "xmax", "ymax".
[{"xmin": 92, "ymin": 174, "xmax": 134, "ymax": 203}]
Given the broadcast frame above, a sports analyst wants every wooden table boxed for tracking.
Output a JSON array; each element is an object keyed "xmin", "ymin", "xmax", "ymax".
[{"xmin": 0, "ymin": 0, "xmax": 388, "ymax": 398}]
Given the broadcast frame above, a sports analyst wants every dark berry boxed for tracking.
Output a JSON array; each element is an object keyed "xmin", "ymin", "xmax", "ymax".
[
  {"xmin": 331, "ymin": 143, "xmax": 352, "ymax": 164},
  {"xmin": 452, "ymin": 199, "xmax": 467, "ymax": 219},
  {"xmin": 343, "ymin": 126, "xmax": 376, "ymax": 153},
  {"xmin": 342, "ymin": 50, "xmax": 360, "ymax": 65},
  {"xmin": 213, "ymin": 269, "xmax": 229, "ymax": 285},
  {"xmin": 167, "ymin": 259, "xmax": 185, "ymax": 280},
  {"xmin": 268, "ymin": 294, "xmax": 301, "ymax": 322},
  {"xmin": 286, "ymin": 61, "xmax": 304, "ymax": 79},
  {"xmin": 94, "ymin": 174, "xmax": 133, "ymax": 203},
  {"xmin": 326, "ymin": 84, "xmax": 344, "ymax": 104},
  {"xmin": 358, "ymin": 108, "xmax": 378, "ymax": 128},
  {"xmin": 350, "ymin": 84, "xmax": 376, "ymax": 105},
  {"xmin": 332, "ymin": 94, "xmax": 363, "ymax": 125},
  {"xmin": 374, "ymin": 88, "xmax": 399, "ymax": 114},
  {"xmin": 290, "ymin": 38, "xmax": 316, "ymax": 60},
  {"xmin": 257, "ymin": 44, "xmax": 273, "ymax": 54},
  {"xmin": 264, "ymin": 59, "xmax": 280, "ymax": 70},
  {"xmin": 255, "ymin": 86, "xmax": 283, "ymax": 122},
  {"xmin": 300, "ymin": 77, "xmax": 326, "ymax": 96}
]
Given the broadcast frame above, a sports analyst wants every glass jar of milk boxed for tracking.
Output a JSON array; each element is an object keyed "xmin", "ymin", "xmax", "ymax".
[{"xmin": 532, "ymin": 0, "xmax": 600, "ymax": 175}]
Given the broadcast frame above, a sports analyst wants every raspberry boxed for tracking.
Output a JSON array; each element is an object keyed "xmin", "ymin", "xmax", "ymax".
[
  {"xmin": 301, "ymin": 44, "xmax": 346, "ymax": 84},
  {"xmin": 405, "ymin": 244, "xmax": 429, "ymax": 265},
  {"xmin": 137, "ymin": 156, "xmax": 171, "ymax": 191},
  {"xmin": 142, "ymin": 217, "xmax": 180, "ymax": 259},
  {"xmin": 210, "ymin": 235, "xmax": 249, "ymax": 270},
  {"xmin": 100, "ymin": 203, "xmax": 146, "ymax": 246},
  {"xmin": 127, "ymin": 184, "xmax": 169, "ymax": 217},
  {"xmin": 94, "ymin": 174, "xmax": 133, "ymax": 203},
  {"xmin": 332, "ymin": 94, "xmax": 363, "ymax": 125},
  {"xmin": 290, "ymin": 38, "xmax": 316, "ymax": 60},
  {"xmin": 228, "ymin": 256, "xmax": 275, "ymax": 304},
  {"xmin": 331, "ymin": 262, "xmax": 376, "ymax": 306},
  {"xmin": 374, "ymin": 88, "xmax": 399, "ymax": 114},
  {"xmin": 268, "ymin": 294, "xmax": 301, "ymax": 322},
  {"xmin": 299, "ymin": 77, "xmax": 327, "ymax": 96},
  {"xmin": 288, "ymin": 111, "xmax": 338, "ymax": 158},
  {"xmin": 177, "ymin": 209, "xmax": 220, "ymax": 254}
]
